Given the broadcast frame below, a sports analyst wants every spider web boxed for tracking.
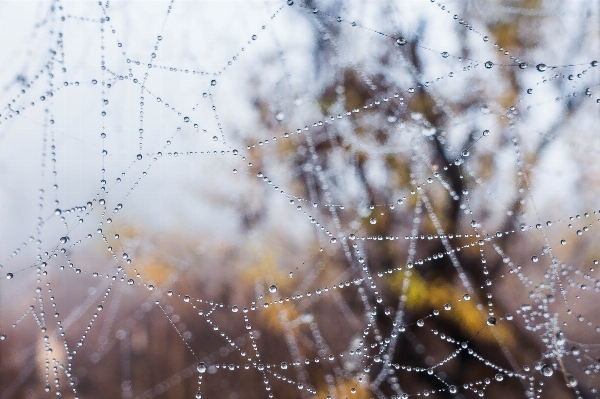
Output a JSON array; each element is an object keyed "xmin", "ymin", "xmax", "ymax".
[{"xmin": 1, "ymin": 0, "xmax": 600, "ymax": 398}]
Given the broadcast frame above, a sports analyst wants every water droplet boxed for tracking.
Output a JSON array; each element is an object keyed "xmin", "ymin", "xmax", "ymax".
[
  {"xmin": 269, "ymin": 284, "xmax": 277, "ymax": 293},
  {"xmin": 531, "ymin": 255, "xmax": 539, "ymax": 263},
  {"xmin": 519, "ymin": 63, "xmax": 527, "ymax": 69},
  {"xmin": 210, "ymin": 80, "xmax": 217, "ymax": 86},
  {"xmin": 396, "ymin": 37, "xmax": 407, "ymax": 46},
  {"xmin": 483, "ymin": 130, "xmax": 490, "ymax": 136},
  {"xmin": 59, "ymin": 236, "xmax": 69, "ymax": 244},
  {"xmin": 444, "ymin": 303, "xmax": 451, "ymax": 311},
  {"xmin": 286, "ymin": 0, "xmax": 293, "ymax": 5},
  {"xmin": 137, "ymin": 154, "xmax": 142, "ymax": 160},
  {"xmin": 484, "ymin": 61, "xmax": 493, "ymax": 69},
  {"xmin": 184, "ymin": 116, "xmax": 190, "ymax": 122},
  {"xmin": 369, "ymin": 218, "xmax": 377, "ymax": 225},
  {"xmin": 541, "ymin": 364, "xmax": 553, "ymax": 377},
  {"xmin": 441, "ymin": 51, "xmax": 449, "ymax": 58},
  {"xmin": 231, "ymin": 306, "xmax": 239, "ymax": 313},
  {"xmin": 97, "ymin": 305, "xmax": 103, "ymax": 311},
  {"xmin": 566, "ymin": 374, "xmax": 577, "ymax": 388},
  {"xmin": 592, "ymin": 60, "xmax": 598, "ymax": 67},
  {"xmin": 483, "ymin": 36, "xmax": 489, "ymax": 42},
  {"xmin": 487, "ymin": 317, "xmax": 496, "ymax": 326},
  {"xmin": 275, "ymin": 112, "xmax": 285, "ymax": 121},
  {"xmin": 417, "ymin": 319, "xmax": 424, "ymax": 327},
  {"xmin": 6, "ymin": 273, "xmax": 13, "ymax": 280},
  {"xmin": 281, "ymin": 362, "xmax": 288, "ymax": 369},
  {"xmin": 330, "ymin": 237, "xmax": 337, "ymax": 244},
  {"xmin": 463, "ymin": 293, "xmax": 471, "ymax": 301},
  {"xmin": 495, "ymin": 373, "xmax": 503, "ymax": 381},
  {"xmin": 197, "ymin": 362, "xmax": 207, "ymax": 373},
  {"xmin": 127, "ymin": 279, "xmax": 134, "ymax": 285},
  {"xmin": 536, "ymin": 63, "xmax": 547, "ymax": 72}
]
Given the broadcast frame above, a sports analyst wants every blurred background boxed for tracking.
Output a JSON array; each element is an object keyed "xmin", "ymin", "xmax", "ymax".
[{"xmin": 1, "ymin": 0, "xmax": 600, "ymax": 398}]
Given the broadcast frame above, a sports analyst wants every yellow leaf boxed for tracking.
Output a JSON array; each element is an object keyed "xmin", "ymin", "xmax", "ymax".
[{"xmin": 389, "ymin": 271, "xmax": 515, "ymax": 346}]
